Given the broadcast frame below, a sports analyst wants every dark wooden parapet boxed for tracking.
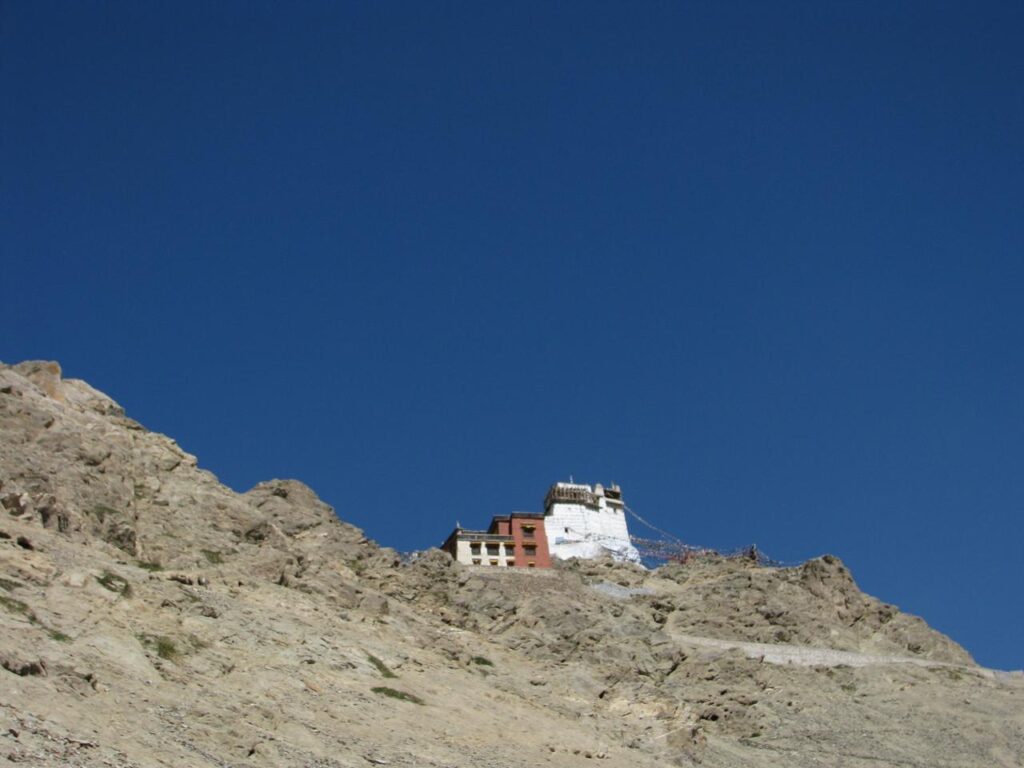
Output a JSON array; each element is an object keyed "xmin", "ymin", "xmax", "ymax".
[{"xmin": 544, "ymin": 484, "xmax": 597, "ymax": 511}]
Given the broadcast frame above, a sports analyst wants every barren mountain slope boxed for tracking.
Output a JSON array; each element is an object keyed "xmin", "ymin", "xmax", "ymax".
[{"xmin": 1, "ymin": 361, "xmax": 1021, "ymax": 768}]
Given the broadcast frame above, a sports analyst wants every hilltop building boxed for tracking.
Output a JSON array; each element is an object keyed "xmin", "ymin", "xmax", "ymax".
[{"xmin": 441, "ymin": 481, "xmax": 641, "ymax": 567}]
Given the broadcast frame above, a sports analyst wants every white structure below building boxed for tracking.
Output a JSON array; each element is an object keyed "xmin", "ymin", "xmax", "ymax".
[{"xmin": 543, "ymin": 481, "xmax": 642, "ymax": 564}]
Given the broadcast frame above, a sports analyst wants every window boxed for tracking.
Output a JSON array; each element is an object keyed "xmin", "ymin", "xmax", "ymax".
[
  {"xmin": 527, "ymin": 562, "xmax": 536, "ymax": 568},
  {"xmin": 521, "ymin": 524, "xmax": 535, "ymax": 540},
  {"xmin": 489, "ymin": 559, "xmax": 498, "ymax": 566},
  {"xmin": 470, "ymin": 542, "xmax": 481, "ymax": 554},
  {"xmin": 471, "ymin": 558, "xmax": 481, "ymax": 565},
  {"xmin": 524, "ymin": 545, "xmax": 537, "ymax": 557},
  {"xmin": 486, "ymin": 543, "xmax": 500, "ymax": 556}
]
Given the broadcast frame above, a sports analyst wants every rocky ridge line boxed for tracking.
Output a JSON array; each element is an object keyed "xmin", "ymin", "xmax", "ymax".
[{"xmin": 1, "ymin": 360, "xmax": 1021, "ymax": 768}]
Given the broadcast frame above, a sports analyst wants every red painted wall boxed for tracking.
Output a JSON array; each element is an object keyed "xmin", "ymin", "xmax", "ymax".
[{"xmin": 508, "ymin": 515, "xmax": 552, "ymax": 568}]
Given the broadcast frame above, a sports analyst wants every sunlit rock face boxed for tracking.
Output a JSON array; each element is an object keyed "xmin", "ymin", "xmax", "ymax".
[{"xmin": 1, "ymin": 361, "xmax": 1018, "ymax": 768}]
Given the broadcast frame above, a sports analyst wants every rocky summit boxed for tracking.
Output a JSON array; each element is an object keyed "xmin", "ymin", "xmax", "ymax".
[{"xmin": 1, "ymin": 360, "xmax": 1021, "ymax": 767}]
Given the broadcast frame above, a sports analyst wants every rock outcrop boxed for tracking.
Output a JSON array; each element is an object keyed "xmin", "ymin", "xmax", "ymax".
[{"xmin": 1, "ymin": 361, "xmax": 1021, "ymax": 767}]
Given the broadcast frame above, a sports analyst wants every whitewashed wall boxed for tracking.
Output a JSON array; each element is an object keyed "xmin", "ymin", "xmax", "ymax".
[
  {"xmin": 543, "ymin": 502, "xmax": 641, "ymax": 563},
  {"xmin": 454, "ymin": 539, "xmax": 514, "ymax": 566}
]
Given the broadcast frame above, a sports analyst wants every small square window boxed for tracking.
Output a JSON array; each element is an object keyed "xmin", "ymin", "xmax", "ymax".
[{"xmin": 471, "ymin": 558, "xmax": 481, "ymax": 565}]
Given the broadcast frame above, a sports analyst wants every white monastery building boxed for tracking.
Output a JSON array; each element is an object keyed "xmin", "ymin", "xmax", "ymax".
[{"xmin": 543, "ymin": 481, "xmax": 642, "ymax": 563}]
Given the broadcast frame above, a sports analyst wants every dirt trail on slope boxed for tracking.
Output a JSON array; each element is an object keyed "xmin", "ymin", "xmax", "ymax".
[{"xmin": 672, "ymin": 632, "xmax": 998, "ymax": 677}]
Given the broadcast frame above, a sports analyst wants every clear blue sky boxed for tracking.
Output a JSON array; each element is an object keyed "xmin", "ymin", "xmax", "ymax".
[{"xmin": 3, "ymin": 2, "xmax": 1022, "ymax": 669}]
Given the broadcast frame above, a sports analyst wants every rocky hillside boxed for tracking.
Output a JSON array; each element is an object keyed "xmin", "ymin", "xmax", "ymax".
[{"xmin": 1, "ymin": 360, "xmax": 1021, "ymax": 767}]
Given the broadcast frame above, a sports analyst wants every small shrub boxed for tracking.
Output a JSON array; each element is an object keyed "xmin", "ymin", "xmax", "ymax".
[
  {"xmin": 156, "ymin": 637, "xmax": 178, "ymax": 659},
  {"xmin": 0, "ymin": 577, "xmax": 23, "ymax": 592},
  {"xmin": 137, "ymin": 560, "xmax": 163, "ymax": 572},
  {"xmin": 96, "ymin": 571, "xmax": 132, "ymax": 597},
  {"xmin": 371, "ymin": 686, "xmax": 424, "ymax": 705},
  {"xmin": 470, "ymin": 656, "xmax": 494, "ymax": 667},
  {"xmin": 201, "ymin": 550, "xmax": 224, "ymax": 565},
  {"xmin": 0, "ymin": 594, "xmax": 34, "ymax": 621},
  {"xmin": 48, "ymin": 630, "xmax": 71, "ymax": 642},
  {"xmin": 367, "ymin": 653, "xmax": 397, "ymax": 678},
  {"xmin": 138, "ymin": 633, "xmax": 179, "ymax": 661}
]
